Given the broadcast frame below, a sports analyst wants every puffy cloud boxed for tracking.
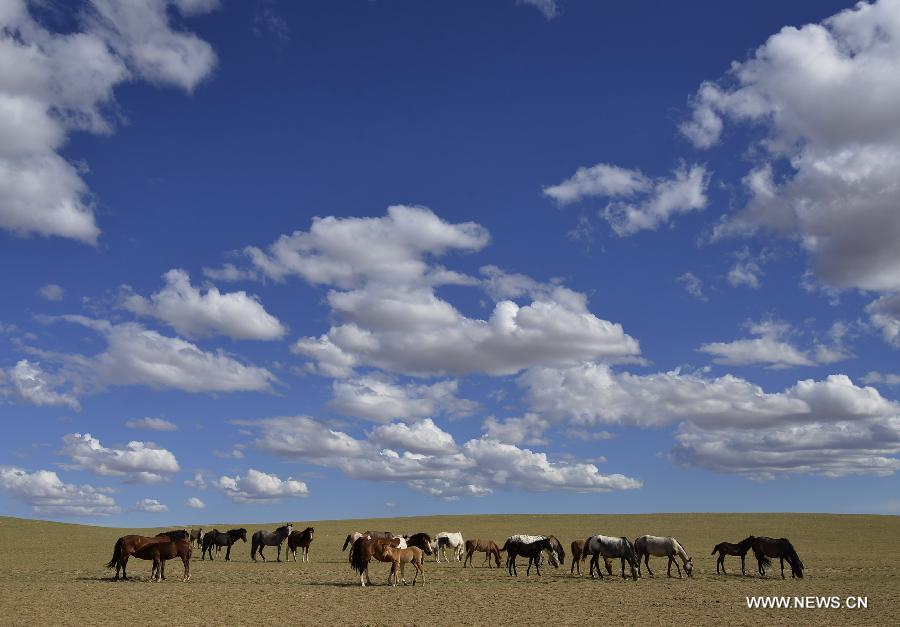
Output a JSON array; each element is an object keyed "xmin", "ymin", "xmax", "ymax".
[
  {"xmin": 0, "ymin": 0, "xmax": 218, "ymax": 243},
  {"xmin": 329, "ymin": 377, "xmax": 477, "ymax": 423},
  {"xmin": 184, "ymin": 472, "xmax": 208, "ymax": 490},
  {"xmin": 521, "ymin": 363, "xmax": 900, "ymax": 478},
  {"xmin": 862, "ymin": 371, "xmax": 900, "ymax": 387},
  {"xmin": 133, "ymin": 498, "xmax": 167, "ymax": 513},
  {"xmin": 55, "ymin": 316, "xmax": 276, "ymax": 393},
  {"xmin": 517, "ymin": 0, "xmax": 559, "ymax": 19},
  {"xmin": 37, "ymin": 284, "xmax": 64, "ymax": 301},
  {"xmin": 61, "ymin": 433, "xmax": 180, "ymax": 483},
  {"xmin": 866, "ymin": 293, "xmax": 900, "ymax": 348},
  {"xmin": 243, "ymin": 415, "xmax": 642, "ymax": 498},
  {"xmin": 0, "ymin": 466, "xmax": 118, "ymax": 516},
  {"xmin": 483, "ymin": 413, "xmax": 550, "ymax": 445},
  {"xmin": 185, "ymin": 496, "xmax": 205, "ymax": 509},
  {"xmin": 123, "ymin": 269, "xmax": 286, "ymax": 340},
  {"xmin": 7, "ymin": 359, "xmax": 79, "ymax": 410},
  {"xmin": 215, "ymin": 468, "xmax": 309, "ymax": 504},
  {"xmin": 544, "ymin": 163, "xmax": 709, "ymax": 236},
  {"xmin": 684, "ymin": 0, "xmax": 900, "ymax": 293},
  {"xmin": 125, "ymin": 417, "xmax": 178, "ymax": 431}
]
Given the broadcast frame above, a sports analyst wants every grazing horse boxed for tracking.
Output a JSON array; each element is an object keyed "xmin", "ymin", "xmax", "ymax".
[
  {"xmin": 584, "ymin": 535, "xmax": 639, "ymax": 581},
  {"xmin": 634, "ymin": 535, "xmax": 694, "ymax": 578},
  {"xmin": 504, "ymin": 537, "xmax": 558, "ymax": 576},
  {"xmin": 106, "ymin": 534, "xmax": 170, "ymax": 581},
  {"xmin": 751, "ymin": 536, "xmax": 804, "ymax": 579},
  {"xmin": 190, "ymin": 527, "xmax": 203, "ymax": 549},
  {"xmin": 571, "ymin": 539, "xmax": 611, "ymax": 576},
  {"xmin": 433, "ymin": 532, "xmax": 464, "ymax": 562},
  {"xmin": 133, "ymin": 538, "xmax": 192, "ymax": 582},
  {"xmin": 349, "ymin": 536, "xmax": 406, "ymax": 586},
  {"xmin": 342, "ymin": 531, "xmax": 393, "ymax": 551},
  {"xmin": 287, "ymin": 527, "xmax": 315, "ymax": 562},
  {"xmin": 405, "ymin": 533, "xmax": 434, "ymax": 556},
  {"xmin": 464, "ymin": 539, "xmax": 502, "ymax": 568},
  {"xmin": 156, "ymin": 529, "xmax": 189, "ymax": 542},
  {"xmin": 202, "ymin": 528, "xmax": 247, "ymax": 561},
  {"xmin": 502, "ymin": 535, "xmax": 564, "ymax": 569},
  {"xmin": 386, "ymin": 546, "xmax": 425, "ymax": 586},
  {"xmin": 251, "ymin": 524, "xmax": 293, "ymax": 562},
  {"xmin": 711, "ymin": 536, "xmax": 755, "ymax": 575}
]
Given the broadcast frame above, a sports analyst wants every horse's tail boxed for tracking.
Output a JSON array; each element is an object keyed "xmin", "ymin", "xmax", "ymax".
[
  {"xmin": 783, "ymin": 540, "xmax": 803, "ymax": 577},
  {"xmin": 250, "ymin": 535, "xmax": 258, "ymax": 559},
  {"xmin": 711, "ymin": 543, "xmax": 723, "ymax": 555},
  {"xmin": 349, "ymin": 537, "xmax": 367, "ymax": 575},
  {"xmin": 106, "ymin": 537, "xmax": 123, "ymax": 569},
  {"xmin": 500, "ymin": 539, "xmax": 509, "ymax": 553}
]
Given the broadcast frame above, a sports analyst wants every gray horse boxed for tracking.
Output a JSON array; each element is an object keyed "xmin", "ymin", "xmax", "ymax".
[
  {"xmin": 251, "ymin": 523, "xmax": 293, "ymax": 562},
  {"xmin": 584, "ymin": 534, "xmax": 639, "ymax": 580}
]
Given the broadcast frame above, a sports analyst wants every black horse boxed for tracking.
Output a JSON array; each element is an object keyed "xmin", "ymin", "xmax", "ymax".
[
  {"xmin": 751, "ymin": 536, "xmax": 804, "ymax": 578},
  {"xmin": 405, "ymin": 533, "xmax": 434, "ymax": 556},
  {"xmin": 711, "ymin": 536, "xmax": 755, "ymax": 575},
  {"xmin": 156, "ymin": 529, "xmax": 190, "ymax": 542},
  {"xmin": 202, "ymin": 528, "xmax": 247, "ymax": 561},
  {"xmin": 251, "ymin": 524, "xmax": 293, "ymax": 562},
  {"xmin": 504, "ymin": 538, "xmax": 558, "ymax": 576}
]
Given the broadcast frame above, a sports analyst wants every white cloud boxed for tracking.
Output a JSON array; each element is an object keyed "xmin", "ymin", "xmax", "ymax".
[
  {"xmin": 37, "ymin": 284, "xmax": 64, "ymax": 301},
  {"xmin": 242, "ymin": 415, "xmax": 642, "ymax": 498},
  {"xmin": 727, "ymin": 247, "xmax": 770, "ymax": 289},
  {"xmin": 517, "ymin": 0, "xmax": 559, "ymax": 19},
  {"xmin": 133, "ymin": 497, "xmax": 167, "ymax": 513},
  {"xmin": 685, "ymin": 0, "xmax": 900, "ymax": 293},
  {"xmin": 866, "ymin": 293, "xmax": 900, "ymax": 348},
  {"xmin": 7, "ymin": 359, "xmax": 80, "ymax": 410},
  {"xmin": 54, "ymin": 316, "xmax": 276, "ymax": 393},
  {"xmin": 123, "ymin": 269, "xmax": 286, "ymax": 340},
  {"xmin": 184, "ymin": 471, "xmax": 208, "ymax": 490},
  {"xmin": 329, "ymin": 376, "xmax": 477, "ymax": 423},
  {"xmin": 521, "ymin": 363, "xmax": 900, "ymax": 478},
  {"xmin": 862, "ymin": 371, "xmax": 900, "ymax": 387},
  {"xmin": 125, "ymin": 417, "xmax": 178, "ymax": 431},
  {"xmin": 215, "ymin": 468, "xmax": 309, "ymax": 504},
  {"xmin": 0, "ymin": 0, "xmax": 218, "ymax": 243},
  {"xmin": 676, "ymin": 272, "xmax": 707, "ymax": 301},
  {"xmin": 185, "ymin": 496, "xmax": 205, "ymax": 509},
  {"xmin": 544, "ymin": 163, "xmax": 651, "ymax": 204},
  {"xmin": 61, "ymin": 433, "xmax": 180, "ymax": 483},
  {"xmin": 483, "ymin": 413, "xmax": 549, "ymax": 445},
  {"xmin": 0, "ymin": 466, "xmax": 118, "ymax": 516}
]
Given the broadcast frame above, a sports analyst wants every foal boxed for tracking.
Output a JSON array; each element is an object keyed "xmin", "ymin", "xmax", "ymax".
[
  {"xmin": 463, "ymin": 539, "xmax": 501, "ymax": 568},
  {"xmin": 711, "ymin": 536, "xmax": 754, "ymax": 575},
  {"xmin": 386, "ymin": 546, "xmax": 425, "ymax": 586},
  {"xmin": 287, "ymin": 527, "xmax": 315, "ymax": 562}
]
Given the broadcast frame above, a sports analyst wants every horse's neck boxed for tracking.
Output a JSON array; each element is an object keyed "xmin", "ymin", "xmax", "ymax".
[{"xmin": 674, "ymin": 541, "xmax": 689, "ymax": 562}]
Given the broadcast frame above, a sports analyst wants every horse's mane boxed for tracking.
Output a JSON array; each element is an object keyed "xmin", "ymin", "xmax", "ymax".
[{"xmin": 228, "ymin": 528, "xmax": 246, "ymax": 537}]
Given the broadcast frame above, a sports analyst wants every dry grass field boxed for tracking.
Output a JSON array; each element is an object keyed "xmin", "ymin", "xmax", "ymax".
[{"xmin": 0, "ymin": 513, "xmax": 897, "ymax": 626}]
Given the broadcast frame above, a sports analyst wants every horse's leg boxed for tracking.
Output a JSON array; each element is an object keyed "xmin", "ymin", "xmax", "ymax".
[
  {"xmin": 122, "ymin": 554, "xmax": 129, "ymax": 581},
  {"xmin": 182, "ymin": 554, "xmax": 190, "ymax": 582},
  {"xmin": 644, "ymin": 553, "xmax": 653, "ymax": 577},
  {"xmin": 225, "ymin": 544, "xmax": 231, "ymax": 561},
  {"xmin": 780, "ymin": 557, "xmax": 785, "ymax": 579},
  {"xmin": 740, "ymin": 554, "xmax": 745, "ymax": 575},
  {"xmin": 277, "ymin": 543, "xmax": 282, "ymax": 562}
]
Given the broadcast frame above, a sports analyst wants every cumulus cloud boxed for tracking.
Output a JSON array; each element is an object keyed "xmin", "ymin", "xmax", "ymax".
[
  {"xmin": 862, "ymin": 371, "xmax": 900, "ymax": 387},
  {"xmin": 0, "ymin": 466, "xmax": 118, "ymax": 516},
  {"xmin": 184, "ymin": 471, "xmax": 208, "ymax": 490},
  {"xmin": 133, "ymin": 498, "xmax": 167, "ymax": 512},
  {"xmin": 329, "ymin": 377, "xmax": 477, "ymax": 423},
  {"xmin": 241, "ymin": 415, "xmax": 642, "ymax": 499},
  {"xmin": 684, "ymin": 0, "xmax": 900, "ymax": 293},
  {"xmin": 185, "ymin": 496, "xmax": 205, "ymax": 508},
  {"xmin": 866, "ymin": 293, "xmax": 900, "ymax": 348},
  {"xmin": 61, "ymin": 433, "xmax": 180, "ymax": 483},
  {"xmin": 7, "ymin": 359, "xmax": 80, "ymax": 410},
  {"xmin": 122, "ymin": 269, "xmax": 286, "ymax": 340},
  {"xmin": 483, "ymin": 413, "xmax": 550, "ymax": 445},
  {"xmin": 125, "ymin": 417, "xmax": 178, "ymax": 431},
  {"xmin": 37, "ymin": 284, "xmax": 64, "ymax": 301},
  {"xmin": 521, "ymin": 363, "xmax": 900, "ymax": 478},
  {"xmin": 544, "ymin": 163, "xmax": 709, "ymax": 236},
  {"xmin": 215, "ymin": 468, "xmax": 309, "ymax": 504},
  {"xmin": 0, "ymin": 0, "xmax": 218, "ymax": 243}
]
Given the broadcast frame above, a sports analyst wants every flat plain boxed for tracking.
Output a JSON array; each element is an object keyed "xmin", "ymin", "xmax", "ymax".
[{"xmin": 0, "ymin": 513, "xmax": 897, "ymax": 626}]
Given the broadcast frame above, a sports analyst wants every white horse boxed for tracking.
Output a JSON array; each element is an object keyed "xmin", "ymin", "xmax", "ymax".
[
  {"xmin": 634, "ymin": 535, "xmax": 693, "ymax": 578},
  {"xmin": 503, "ymin": 535, "xmax": 562, "ymax": 568},
  {"xmin": 432, "ymin": 532, "xmax": 464, "ymax": 562},
  {"xmin": 584, "ymin": 534, "xmax": 639, "ymax": 580}
]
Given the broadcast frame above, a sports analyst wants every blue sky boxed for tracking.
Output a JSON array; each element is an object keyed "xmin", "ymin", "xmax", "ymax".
[{"xmin": 2, "ymin": 0, "xmax": 900, "ymax": 525}]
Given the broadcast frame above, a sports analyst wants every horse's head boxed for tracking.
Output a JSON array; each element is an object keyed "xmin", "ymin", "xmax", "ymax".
[
  {"xmin": 238, "ymin": 528, "xmax": 248, "ymax": 542},
  {"xmin": 286, "ymin": 523, "xmax": 294, "ymax": 535},
  {"xmin": 684, "ymin": 557, "xmax": 694, "ymax": 577}
]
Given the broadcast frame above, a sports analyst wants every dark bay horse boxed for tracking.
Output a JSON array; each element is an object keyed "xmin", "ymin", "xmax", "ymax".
[
  {"xmin": 251, "ymin": 524, "xmax": 293, "ymax": 562},
  {"xmin": 751, "ymin": 536, "xmax": 804, "ymax": 578},
  {"xmin": 106, "ymin": 535, "xmax": 170, "ymax": 581},
  {"xmin": 202, "ymin": 528, "xmax": 247, "ymax": 561},
  {"xmin": 287, "ymin": 527, "xmax": 315, "ymax": 562},
  {"xmin": 711, "ymin": 536, "xmax": 755, "ymax": 575},
  {"xmin": 505, "ymin": 537, "xmax": 557, "ymax": 576},
  {"xmin": 405, "ymin": 533, "xmax": 433, "ymax": 556},
  {"xmin": 464, "ymin": 539, "xmax": 501, "ymax": 568},
  {"xmin": 133, "ymin": 538, "xmax": 192, "ymax": 582},
  {"xmin": 157, "ymin": 529, "xmax": 189, "ymax": 542}
]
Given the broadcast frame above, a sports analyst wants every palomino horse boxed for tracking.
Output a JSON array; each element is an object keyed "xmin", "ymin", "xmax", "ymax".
[
  {"xmin": 463, "ymin": 539, "xmax": 501, "ymax": 568},
  {"xmin": 433, "ymin": 532, "xmax": 464, "ymax": 562},
  {"xmin": 287, "ymin": 527, "xmax": 315, "ymax": 562},
  {"xmin": 504, "ymin": 537, "xmax": 559, "ymax": 576},
  {"xmin": 711, "ymin": 536, "xmax": 754, "ymax": 575},
  {"xmin": 751, "ymin": 536, "xmax": 804, "ymax": 578},
  {"xmin": 634, "ymin": 535, "xmax": 693, "ymax": 578},
  {"xmin": 405, "ymin": 533, "xmax": 433, "ymax": 556},
  {"xmin": 584, "ymin": 535, "xmax": 639, "ymax": 581},
  {"xmin": 386, "ymin": 546, "xmax": 425, "ymax": 586},
  {"xmin": 349, "ymin": 536, "xmax": 406, "ymax": 586},
  {"xmin": 190, "ymin": 527, "xmax": 203, "ymax": 549},
  {"xmin": 251, "ymin": 524, "xmax": 293, "ymax": 562},
  {"xmin": 202, "ymin": 528, "xmax": 247, "ymax": 561},
  {"xmin": 571, "ymin": 539, "xmax": 613, "ymax": 576},
  {"xmin": 106, "ymin": 535, "xmax": 170, "ymax": 581},
  {"xmin": 133, "ymin": 538, "xmax": 192, "ymax": 582}
]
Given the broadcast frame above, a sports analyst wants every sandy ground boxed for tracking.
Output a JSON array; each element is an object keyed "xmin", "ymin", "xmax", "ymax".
[{"xmin": 0, "ymin": 513, "xmax": 897, "ymax": 626}]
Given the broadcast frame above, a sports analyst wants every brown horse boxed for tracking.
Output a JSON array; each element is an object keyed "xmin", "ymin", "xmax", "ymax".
[
  {"xmin": 106, "ymin": 535, "xmax": 170, "ymax": 580},
  {"xmin": 711, "ymin": 536, "xmax": 754, "ymax": 575},
  {"xmin": 133, "ymin": 538, "xmax": 192, "ymax": 582},
  {"xmin": 571, "ymin": 539, "xmax": 612, "ymax": 576},
  {"xmin": 287, "ymin": 527, "xmax": 315, "ymax": 562},
  {"xmin": 405, "ymin": 533, "xmax": 434, "ymax": 556},
  {"xmin": 157, "ymin": 530, "xmax": 189, "ymax": 542},
  {"xmin": 190, "ymin": 527, "xmax": 203, "ymax": 548},
  {"xmin": 463, "ymin": 539, "xmax": 501, "ymax": 568},
  {"xmin": 349, "ymin": 536, "xmax": 404, "ymax": 586},
  {"xmin": 386, "ymin": 546, "xmax": 425, "ymax": 586}
]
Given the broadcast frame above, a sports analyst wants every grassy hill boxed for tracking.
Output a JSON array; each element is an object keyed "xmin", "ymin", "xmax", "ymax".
[{"xmin": 0, "ymin": 513, "xmax": 897, "ymax": 625}]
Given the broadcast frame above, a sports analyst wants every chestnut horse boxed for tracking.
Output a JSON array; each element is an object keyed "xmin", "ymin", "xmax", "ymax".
[
  {"xmin": 463, "ymin": 539, "xmax": 501, "ymax": 568},
  {"xmin": 133, "ymin": 538, "xmax": 192, "ymax": 582},
  {"xmin": 106, "ymin": 535, "xmax": 170, "ymax": 581},
  {"xmin": 349, "ymin": 536, "xmax": 405, "ymax": 586},
  {"xmin": 287, "ymin": 527, "xmax": 315, "ymax": 562},
  {"xmin": 386, "ymin": 546, "xmax": 425, "ymax": 586}
]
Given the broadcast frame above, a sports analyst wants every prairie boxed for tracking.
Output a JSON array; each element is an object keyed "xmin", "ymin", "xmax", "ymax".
[{"xmin": 0, "ymin": 513, "xmax": 897, "ymax": 626}]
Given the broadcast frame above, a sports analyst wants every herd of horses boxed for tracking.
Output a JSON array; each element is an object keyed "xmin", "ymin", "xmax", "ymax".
[{"xmin": 105, "ymin": 524, "xmax": 804, "ymax": 586}]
